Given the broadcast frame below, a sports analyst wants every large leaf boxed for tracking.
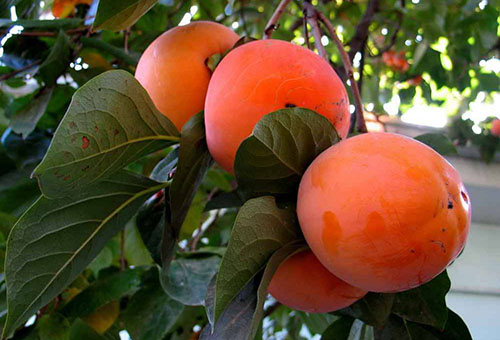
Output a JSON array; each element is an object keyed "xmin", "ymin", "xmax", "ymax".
[
  {"xmin": 10, "ymin": 87, "xmax": 54, "ymax": 138},
  {"xmin": 121, "ymin": 269, "xmax": 184, "ymax": 340},
  {"xmin": 38, "ymin": 30, "xmax": 72, "ymax": 86},
  {"xmin": 62, "ymin": 267, "xmax": 145, "ymax": 317},
  {"xmin": 160, "ymin": 255, "xmax": 220, "ymax": 306},
  {"xmin": 33, "ymin": 70, "xmax": 179, "ymax": 199},
  {"xmin": 392, "ymin": 271, "xmax": 450, "ymax": 329},
  {"xmin": 213, "ymin": 196, "xmax": 301, "ymax": 325},
  {"xmin": 201, "ymin": 275, "xmax": 259, "ymax": 340},
  {"xmin": 336, "ymin": 293, "xmax": 394, "ymax": 329},
  {"xmin": 234, "ymin": 108, "xmax": 339, "ymax": 197},
  {"xmin": 93, "ymin": 0, "xmax": 159, "ymax": 31},
  {"xmin": 415, "ymin": 134, "xmax": 458, "ymax": 156},
  {"xmin": 2, "ymin": 171, "xmax": 166, "ymax": 338},
  {"xmin": 321, "ymin": 316, "xmax": 355, "ymax": 340},
  {"xmin": 163, "ymin": 112, "xmax": 213, "ymax": 267}
]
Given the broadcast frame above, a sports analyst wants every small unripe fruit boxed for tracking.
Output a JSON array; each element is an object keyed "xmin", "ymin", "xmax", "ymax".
[
  {"xmin": 268, "ymin": 250, "xmax": 366, "ymax": 313},
  {"xmin": 205, "ymin": 39, "xmax": 350, "ymax": 173},
  {"xmin": 136, "ymin": 21, "xmax": 239, "ymax": 130},
  {"xmin": 492, "ymin": 119, "xmax": 500, "ymax": 137},
  {"xmin": 298, "ymin": 133, "xmax": 471, "ymax": 292}
]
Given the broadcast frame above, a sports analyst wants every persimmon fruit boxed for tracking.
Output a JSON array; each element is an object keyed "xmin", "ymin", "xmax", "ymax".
[
  {"xmin": 492, "ymin": 119, "xmax": 500, "ymax": 137},
  {"xmin": 297, "ymin": 132, "xmax": 471, "ymax": 292},
  {"xmin": 267, "ymin": 250, "xmax": 366, "ymax": 313},
  {"xmin": 135, "ymin": 21, "xmax": 239, "ymax": 130},
  {"xmin": 204, "ymin": 39, "xmax": 350, "ymax": 173}
]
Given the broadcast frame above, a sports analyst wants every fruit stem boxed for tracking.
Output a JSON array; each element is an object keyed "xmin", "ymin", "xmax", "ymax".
[
  {"xmin": 316, "ymin": 10, "xmax": 368, "ymax": 133},
  {"xmin": 264, "ymin": 0, "xmax": 292, "ymax": 39},
  {"xmin": 303, "ymin": 2, "xmax": 327, "ymax": 61}
]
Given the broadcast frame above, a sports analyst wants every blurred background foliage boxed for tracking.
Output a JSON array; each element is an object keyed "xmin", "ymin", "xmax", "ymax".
[{"xmin": 0, "ymin": 0, "xmax": 498, "ymax": 339}]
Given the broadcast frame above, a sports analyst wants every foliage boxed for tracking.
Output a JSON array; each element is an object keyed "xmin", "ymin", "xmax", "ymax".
[{"xmin": 0, "ymin": 0, "xmax": 496, "ymax": 339}]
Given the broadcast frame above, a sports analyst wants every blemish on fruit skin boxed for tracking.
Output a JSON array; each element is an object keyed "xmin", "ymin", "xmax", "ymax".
[
  {"xmin": 285, "ymin": 103, "xmax": 296, "ymax": 108},
  {"xmin": 82, "ymin": 136, "xmax": 90, "ymax": 149},
  {"xmin": 447, "ymin": 200, "xmax": 454, "ymax": 209},
  {"xmin": 430, "ymin": 240, "xmax": 446, "ymax": 253},
  {"xmin": 322, "ymin": 211, "xmax": 341, "ymax": 255}
]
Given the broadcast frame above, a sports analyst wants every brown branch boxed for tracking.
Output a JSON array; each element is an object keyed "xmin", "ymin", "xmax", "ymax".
[
  {"xmin": 263, "ymin": 0, "xmax": 292, "ymax": 39},
  {"xmin": 303, "ymin": 13, "xmax": 311, "ymax": 49},
  {"xmin": 0, "ymin": 60, "xmax": 40, "ymax": 81},
  {"xmin": 347, "ymin": 0, "xmax": 380, "ymax": 61},
  {"xmin": 316, "ymin": 11, "xmax": 367, "ymax": 133},
  {"xmin": 303, "ymin": 2, "xmax": 327, "ymax": 60}
]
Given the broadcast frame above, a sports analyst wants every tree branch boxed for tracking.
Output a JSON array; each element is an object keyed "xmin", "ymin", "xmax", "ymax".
[
  {"xmin": 0, "ymin": 27, "xmax": 88, "ymax": 37},
  {"xmin": 0, "ymin": 60, "xmax": 41, "ymax": 81},
  {"xmin": 316, "ymin": 11, "xmax": 367, "ymax": 133},
  {"xmin": 348, "ymin": 0, "xmax": 380, "ymax": 61},
  {"xmin": 303, "ymin": 2, "xmax": 327, "ymax": 60},
  {"xmin": 264, "ymin": 0, "xmax": 292, "ymax": 39}
]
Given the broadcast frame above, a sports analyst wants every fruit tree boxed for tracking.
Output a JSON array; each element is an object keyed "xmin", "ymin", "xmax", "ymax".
[{"xmin": 0, "ymin": 1, "xmax": 498, "ymax": 340}]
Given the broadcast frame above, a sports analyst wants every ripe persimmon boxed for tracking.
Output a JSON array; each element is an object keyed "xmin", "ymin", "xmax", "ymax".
[
  {"xmin": 297, "ymin": 132, "xmax": 471, "ymax": 292},
  {"xmin": 268, "ymin": 250, "xmax": 366, "ymax": 313},
  {"xmin": 204, "ymin": 39, "xmax": 350, "ymax": 173},
  {"xmin": 135, "ymin": 21, "xmax": 239, "ymax": 130},
  {"xmin": 492, "ymin": 119, "xmax": 500, "ymax": 137}
]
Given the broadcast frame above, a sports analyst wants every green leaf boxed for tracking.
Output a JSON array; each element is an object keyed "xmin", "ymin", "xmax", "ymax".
[
  {"xmin": 247, "ymin": 242, "xmax": 306, "ymax": 340},
  {"xmin": 62, "ymin": 268, "xmax": 145, "ymax": 317},
  {"xmin": 374, "ymin": 315, "xmax": 438, "ymax": 340},
  {"xmin": 392, "ymin": 271, "xmax": 451, "ymax": 329},
  {"xmin": 93, "ymin": 0, "xmax": 159, "ymax": 31},
  {"xmin": 234, "ymin": 108, "xmax": 339, "ymax": 198},
  {"xmin": 124, "ymin": 221, "xmax": 154, "ymax": 266},
  {"xmin": 0, "ymin": 19, "xmax": 83, "ymax": 29},
  {"xmin": 136, "ymin": 191, "xmax": 165, "ymax": 265},
  {"xmin": 321, "ymin": 316, "xmax": 355, "ymax": 340},
  {"xmin": 213, "ymin": 196, "xmax": 301, "ymax": 325},
  {"xmin": 10, "ymin": 87, "xmax": 53, "ymax": 138},
  {"xmin": 150, "ymin": 146, "xmax": 178, "ymax": 182},
  {"xmin": 298, "ymin": 312, "xmax": 337, "ymax": 335},
  {"xmin": 164, "ymin": 112, "xmax": 213, "ymax": 266},
  {"xmin": 2, "ymin": 171, "xmax": 166, "ymax": 338},
  {"xmin": 415, "ymin": 134, "xmax": 458, "ymax": 156},
  {"xmin": 336, "ymin": 293, "xmax": 394, "ymax": 329},
  {"xmin": 69, "ymin": 319, "xmax": 108, "ymax": 340},
  {"xmin": 434, "ymin": 309, "xmax": 472, "ymax": 340},
  {"xmin": 38, "ymin": 31, "xmax": 72, "ymax": 86},
  {"xmin": 80, "ymin": 37, "xmax": 140, "ymax": 66},
  {"xmin": 160, "ymin": 255, "xmax": 220, "ymax": 306},
  {"xmin": 201, "ymin": 275, "xmax": 258, "ymax": 340},
  {"xmin": 121, "ymin": 269, "xmax": 184, "ymax": 340},
  {"xmin": 33, "ymin": 70, "xmax": 179, "ymax": 199}
]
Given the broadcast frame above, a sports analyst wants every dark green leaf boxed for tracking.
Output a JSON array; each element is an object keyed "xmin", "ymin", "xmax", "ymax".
[
  {"xmin": 374, "ymin": 315, "xmax": 438, "ymax": 340},
  {"xmin": 201, "ymin": 276, "xmax": 259, "ymax": 340},
  {"xmin": 297, "ymin": 312, "xmax": 337, "ymax": 335},
  {"xmin": 164, "ymin": 112, "xmax": 212, "ymax": 267},
  {"xmin": 433, "ymin": 309, "xmax": 472, "ymax": 340},
  {"xmin": 121, "ymin": 269, "xmax": 184, "ymax": 340},
  {"xmin": 160, "ymin": 255, "xmax": 220, "ymax": 306},
  {"xmin": 36, "ymin": 313, "xmax": 71, "ymax": 340},
  {"xmin": 33, "ymin": 70, "xmax": 179, "ymax": 199},
  {"xmin": 150, "ymin": 146, "xmax": 178, "ymax": 182},
  {"xmin": 38, "ymin": 31, "xmax": 72, "ymax": 86},
  {"xmin": 63, "ymin": 267, "xmax": 145, "ymax": 317},
  {"xmin": 415, "ymin": 134, "xmax": 458, "ymax": 156},
  {"xmin": 93, "ymin": 0, "xmax": 159, "ymax": 31},
  {"xmin": 10, "ymin": 87, "xmax": 53, "ymax": 138},
  {"xmin": 214, "ymin": 196, "xmax": 301, "ymax": 325},
  {"xmin": 2, "ymin": 171, "xmax": 166, "ymax": 338},
  {"xmin": 1, "ymin": 128, "xmax": 51, "ymax": 169},
  {"xmin": 336, "ymin": 293, "xmax": 394, "ymax": 329},
  {"xmin": 136, "ymin": 190, "xmax": 165, "ymax": 265},
  {"xmin": 0, "ymin": 19, "xmax": 83, "ymax": 29},
  {"xmin": 321, "ymin": 316, "xmax": 355, "ymax": 340},
  {"xmin": 392, "ymin": 271, "xmax": 450, "ymax": 329},
  {"xmin": 235, "ymin": 108, "xmax": 339, "ymax": 197}
]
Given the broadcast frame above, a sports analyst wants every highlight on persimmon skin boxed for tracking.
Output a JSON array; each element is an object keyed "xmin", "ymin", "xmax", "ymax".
[
  {"xmin": 297, "ymin": 132, "xmax": 471, "ymax": 293},
  {"xmin": 135, "ymin": 21, "xmax": 239, "ymax": 131},
  {"xmin": 267, "ymin": 250, "xmax": 367, "ymax": 313},
  {"xmin": 204, "ymin": 39, "xmax": 350, "ymax": 173}
]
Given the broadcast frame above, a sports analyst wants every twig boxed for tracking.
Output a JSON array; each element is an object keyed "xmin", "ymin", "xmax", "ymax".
[
  {"xmin": 303, "ymin": 13, "xmax": 311, "ymax": 49},
  {"xmin": 377, "ymin": 11, "xmax": 403, "ymax": 55},
  {"xmin": 0, "ymin": 60, "xmax": 40, "ymax": 81},
  {"xmin": 189, "ymin": 209, "xmax": 220, "ymax": 251},
  {"xmin": 303, "ymin": 2, "xmax": 327, "ymax": 60},
  {"xmin": 124, "ymin": 28, "xmax": 130, "ymax": 54},
  {"xmin": 347, "ymin": 0, "xmax": 380, "ymax": 61},
  {"xmin": 316, "ymin": 11, "xmax": 367, "ymax": 133},
  {"xmin": 263, "ymin": 0, "xmax": 292, "ymax": 39}
]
